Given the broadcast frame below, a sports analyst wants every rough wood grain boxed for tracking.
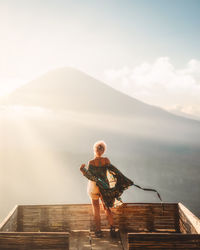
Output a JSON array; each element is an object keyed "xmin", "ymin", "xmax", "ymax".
[
  {"xmin": 13, "ymin": 203, "xmax": 179, "ymax": 233},
  {"xmin": 90, "ymin": 230, "xmax": 123, "ymax": 250},
  {"xmin": 119, "ymin": 230, "xmax": 128, "ymax": 250},
  {"xmin": 0, "ymin": 232, "xmax": 69, "ymax": 249},
  {"xmin": 1, "ymin": 203, "xmax": 199, "ymax": 249},
  {"xmin": 69, "ymin": 231, "xmax": 91, "ymax": 250},
  {"xmin": 128, "ymin": 233, "xmax": 200, "ymax": 250},
  {"xmin": 179, "ymin": 203, "xmax": 200, "ymax": 234},
  {"xmin": 0, "ymin": 205, "xmax": 18, "ymax": 232}
]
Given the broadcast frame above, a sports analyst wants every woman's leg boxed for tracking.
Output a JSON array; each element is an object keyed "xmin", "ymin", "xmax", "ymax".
[
  {"xmin": 104, "ymin": 207, "xmax": 114, "ymax": 227},
  {"xmin": 101, "ymin": 202, "xmax": 116, "ymax": 237},
  {"xmin": 100, "ymin": 198, "xmax": 114, "ymax": 227},
  {"xmin": 91, "ymin": 199, "xmax": 101, "ymax": 231}
]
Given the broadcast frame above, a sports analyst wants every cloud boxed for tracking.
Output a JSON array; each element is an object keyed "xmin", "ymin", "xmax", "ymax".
[
  {"xmin": 166, "ymin": 104, "xmax": 200, "ymax": 120},
  {"xmin": 0, "ymin": 76, "xmax": 27, "ymax": 97},
  {"xmin": 103, "ymin": 57, "xmax": 200, "ymax": 119}
]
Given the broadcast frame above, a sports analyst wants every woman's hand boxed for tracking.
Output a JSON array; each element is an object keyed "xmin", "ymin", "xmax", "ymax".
[{"xmin": 80, "ymin": 164, "xmax": 86, "ymax": 172}]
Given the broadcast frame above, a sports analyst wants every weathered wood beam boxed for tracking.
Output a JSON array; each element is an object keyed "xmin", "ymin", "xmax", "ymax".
[
  {"xmin": 0, "ymin": 205, "xmax": 18, "ymax": 232},
  {"xmin": 128, "ymin": 233, "xmax": 200, "ymax": 249},
  {"xmin": 178, "ymin": 203, "xmax": 200, "ymax": 234},
  {"xmin": 0, "ymin": 203, "xmax": 186, "ymax": 233},
  {"xmin": 0, "ymin": 232, "xmax": 69, "ymax": 249}
]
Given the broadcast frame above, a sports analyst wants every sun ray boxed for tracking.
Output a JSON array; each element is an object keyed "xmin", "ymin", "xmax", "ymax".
[{"xmin": 0, "ymin": 106, "xmax": 76, "ymax": 207}]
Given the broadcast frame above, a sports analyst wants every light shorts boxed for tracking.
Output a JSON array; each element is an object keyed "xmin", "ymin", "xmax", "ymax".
[{"xmin": 87, "ymin": 180, "xmax": 100, "ymax": 200}]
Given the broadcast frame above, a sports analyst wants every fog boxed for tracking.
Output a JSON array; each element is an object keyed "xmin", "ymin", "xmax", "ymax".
[
  {"xmin": 0, "ymin": 68, "xmax": 200, "ymax": 222},
  {"xmin": 1, "ymin": 105, "xmax": 200, "ymax": 222}
]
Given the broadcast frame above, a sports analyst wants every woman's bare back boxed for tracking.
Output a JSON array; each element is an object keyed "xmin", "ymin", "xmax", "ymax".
[{"xmin": 89, "ymin": 157, "xmax": 110, "ymax": 167}]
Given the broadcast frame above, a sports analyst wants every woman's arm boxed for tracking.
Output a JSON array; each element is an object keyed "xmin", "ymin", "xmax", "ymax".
[
  {"xmin": 80, "ymin": 164, "xmax": 86, "ymax": 172},
  {"xmin": 80, "ymin": 161, "xmax": 92, "ymax": 175},
  {"xmin": 80, "ymin": 162, "xmax": 98, "ymax": 182},
  {"xmin": 80, "ymin": 162, "xmax": 109, "ymax": 189}
]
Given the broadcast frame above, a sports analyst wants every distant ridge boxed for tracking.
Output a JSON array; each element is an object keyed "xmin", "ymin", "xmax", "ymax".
[
  {"xmin": 1, "ymin": 67, "xmax": 198, "ymax": 124},
  {"xmin": 0, "ymin": 67, "xmax": 200, "ymax": 220}
]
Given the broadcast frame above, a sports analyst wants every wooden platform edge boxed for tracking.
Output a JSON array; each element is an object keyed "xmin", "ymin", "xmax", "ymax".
[
  {"xmin": 128, "ymin": 232, "xmax": 200, "ymax": 249},
  {"xmin": 9, "ymin": 202, "xmax": 179, "ymax": 208},
  {"xmin": 0, "ymin": 205, "xmax": 18, "ymax": 231},
  {"xmin": 178, "ymin": 202, "xmax": 200, "ymax": 234},
  {"xmin": 0, "ymin": 232, "xmax": 69, "ymax": 235},
  {"xmin": 0, "ymin": 232, "xmax": 69, "ymax": 250}
]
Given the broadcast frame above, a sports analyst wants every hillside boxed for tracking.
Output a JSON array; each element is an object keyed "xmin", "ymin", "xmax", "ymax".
[{"xmin": 0, "ymin": 67, "xmax": 198, "ymax": 120}]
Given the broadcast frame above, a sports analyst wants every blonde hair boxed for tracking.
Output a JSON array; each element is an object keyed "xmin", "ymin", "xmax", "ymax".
[{"xmin": 93, "ymin": 140, "xmax": 107, "ymax": 155}]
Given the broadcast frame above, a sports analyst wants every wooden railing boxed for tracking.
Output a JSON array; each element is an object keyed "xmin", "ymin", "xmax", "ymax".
[
  {"xmin": 128, "ymin": 233, "xmax": 200, "ymax": 249},
  {"xmin": 179, "ymin": 203, "xmax": 200, "ymax": 234},
  {"xmin": 0, "ymin": 232, "xmax": 69, "ymax": 250},
  {"xmin": 0, "ymin": 203, "xmax": 179, "ymax": 233},
  {"xmin": 0, "ymin": 203, "xmax": 199, "ymax": 249},
  {"xmin": 127, "ymin": 203, "xmax": 200, "ymax": 250}
]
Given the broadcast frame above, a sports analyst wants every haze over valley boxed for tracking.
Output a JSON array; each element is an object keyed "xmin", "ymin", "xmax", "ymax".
[{"xmin": 0, "ymin": 67, "xmax": 200, "ymax": 222}]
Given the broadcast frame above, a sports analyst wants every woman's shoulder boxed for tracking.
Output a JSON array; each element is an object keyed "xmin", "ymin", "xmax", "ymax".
[
  {"xmin": 89, "ymin": 157, "xmax": 110, "ymax": 166},
  {"xmin": 88, "ymin": 159, "xmax": 95, "ymax": 166},
  {"xmin": 104, "ymin": 157, "xmax": 111, "ymax": 165}
]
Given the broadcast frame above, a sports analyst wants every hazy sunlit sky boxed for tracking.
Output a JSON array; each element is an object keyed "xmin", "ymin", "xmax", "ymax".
[{"xmin": 0, "ymin": 0, "xmax": 200, "ymax": 118}]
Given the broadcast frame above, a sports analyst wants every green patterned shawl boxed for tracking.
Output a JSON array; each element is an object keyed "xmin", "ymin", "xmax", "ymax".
[{"xmin": 82, "ymin": 164, "xmax": 133, "ymax": 208}]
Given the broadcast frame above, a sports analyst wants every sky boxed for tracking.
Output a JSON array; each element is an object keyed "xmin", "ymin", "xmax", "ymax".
[{"xmin": 0, "ymin": 0, "xmax": 200, "ymax": 118}]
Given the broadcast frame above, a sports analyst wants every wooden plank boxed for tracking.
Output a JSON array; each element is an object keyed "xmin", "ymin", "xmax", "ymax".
[
  {"xmin": 34, "ymin": 203, "xmax": 175, "ymax": 231},
  {"xmin": 119, "ymin": 230, "xmax": 128, "ymax": 250},
  {"xmin": 1, "ymin": 203, "xmax": 181, "ymax": 233},
  {"xmin": 90, "ymin": 229, "xmax": 123, "ymax": 250},
  {"xmin": 128, "ymin": 233, "xmax": 200, "ymax": 250},
  {"xmin": 17, "ymin": 205, "xmax": 24, "ymax": 232},
  {"xmin": 19, "ymin": 204, "xmax": 93, "ymax": 232},
  {"xmin": 0, "ymin": 205, "xmax": 18, "ymax": 232},
  {"xmin": 179, "ymin": 203, "xmax": 200, "ymax": 234},
  {"xmin": 69, "ymin": 231, "xmax": 91, "ymax": 250},
  {"xmin": 0, "ymin": 232, "xmax": 69, "ymax": 250}
]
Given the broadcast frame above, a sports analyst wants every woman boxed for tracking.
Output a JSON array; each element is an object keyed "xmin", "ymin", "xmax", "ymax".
[{"xmin": 80, "ymin": 141, "xmax": 133, "ymax": 238}]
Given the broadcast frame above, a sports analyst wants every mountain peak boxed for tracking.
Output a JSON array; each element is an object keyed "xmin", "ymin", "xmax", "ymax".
[
  {"xmin": 1, "ymin": 67, "xmax": 199, "ymax": 123},
  {"xmin": 0, "ymin": 67, "xmax": 150, "ymax": 115}
]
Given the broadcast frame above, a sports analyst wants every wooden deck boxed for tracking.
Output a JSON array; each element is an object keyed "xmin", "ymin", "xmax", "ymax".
[
  {"xmin": 0, "ymin": 232, "xmax": 69, "ymax": 249},
  {"xmin": 69, "ymin": 230, "xmax": 123, "ymax": 250},
  {"xmin": 0, "ymin": 203, "xmax": 199, "ymax": 249}
]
